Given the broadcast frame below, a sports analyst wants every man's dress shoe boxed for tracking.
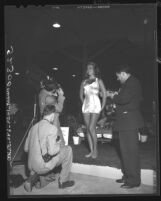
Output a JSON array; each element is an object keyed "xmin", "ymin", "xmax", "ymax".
[
  {"xmin": 24, "ymin": 173, "xmax": 39, "ymax": 192},
  {"xmin": 116, "ymin": 178, "xmax": 126, "ymax": 183},
  {"xmin": 24, "ymin": 181, "xmax": 32, "ymax": 192},
  {"xmin": 120, "ymin": 183, "xmax": 140, "ymax": 189},
  {"xmin": 58, "ymin": 180, "xmax": 75, "ymax": 189}
]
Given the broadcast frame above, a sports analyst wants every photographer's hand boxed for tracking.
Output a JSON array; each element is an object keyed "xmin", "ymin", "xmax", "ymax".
[
  {"xmin": 48, "ymin": 91, "xmax": 54, "ymax": 96},
  {"xmin": 106, "ymin": 91, "xmax": 117, "ymax": 99},
  {"xmin": 57, "ymin": 139, "xmax": 61, "ymax": 144},
  {"xmin": 58, "ymin": 88, "xmax": 64, "ymax": 96}
]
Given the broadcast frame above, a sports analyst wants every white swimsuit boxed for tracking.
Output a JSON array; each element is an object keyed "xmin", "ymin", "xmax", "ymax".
[{"xmin": 82, "ymin": 78, "xmax": 101, "ymax": 114}]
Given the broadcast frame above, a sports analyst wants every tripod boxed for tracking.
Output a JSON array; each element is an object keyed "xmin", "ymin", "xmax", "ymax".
[{"xmin": 10, "ymin": 95, "xmax": 37, "ymax": 166}]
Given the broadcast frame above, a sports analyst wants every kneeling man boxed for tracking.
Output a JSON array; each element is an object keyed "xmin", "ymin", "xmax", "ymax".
[{"xmin": 24, "ymin": 105, "xmax": 74, "ymax": 192}]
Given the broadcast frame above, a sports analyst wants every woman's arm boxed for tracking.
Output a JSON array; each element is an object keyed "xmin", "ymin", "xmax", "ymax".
[
  {"xmin": 79, "ymin": 81, "xmax": 84, "ymax": 104},
  {"xmin": 99, "ymin": 79, "xmax": 107, "ymax": 111}
]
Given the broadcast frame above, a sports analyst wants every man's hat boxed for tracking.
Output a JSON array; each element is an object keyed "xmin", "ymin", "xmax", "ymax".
[{"xmin": 44, "ymin": 79, "xmax": 60, "ymax": 91}]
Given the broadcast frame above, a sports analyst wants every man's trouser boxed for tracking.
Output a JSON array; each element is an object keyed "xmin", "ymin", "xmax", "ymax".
[
  {"xmin": 36, "ymin": 145, "xmax": 73, "ymax": 188},
  {"xmin": 119, "ymin": 129, "xmax": 141, "ymax": 185}
]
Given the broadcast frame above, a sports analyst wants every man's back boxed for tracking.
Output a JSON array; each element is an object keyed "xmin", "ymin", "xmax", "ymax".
[
  {"xmin": 25, "ymin": 120, "xmax": 59, "ymax": 173},
  {"xmin": 25, "ymin": 122, "xmax": 44, "ymax": 172}
]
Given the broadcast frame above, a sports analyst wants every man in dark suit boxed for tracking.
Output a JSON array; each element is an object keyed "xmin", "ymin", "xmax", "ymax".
[{"xmin": 107, "ymin": 65, "xmax": 144, "ymax": 189}]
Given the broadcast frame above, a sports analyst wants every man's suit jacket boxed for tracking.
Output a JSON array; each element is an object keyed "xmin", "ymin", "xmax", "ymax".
[{"xmin": 113, "ymin": 75, "xmax": 144, "ymax": 131}]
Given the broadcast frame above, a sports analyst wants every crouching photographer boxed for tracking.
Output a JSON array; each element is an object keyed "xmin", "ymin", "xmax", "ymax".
[
  {"xmin": 24, "ymin": 105, "xmax": 75, "ymax": 192},
  {"xmin": 39, "ymin": 77, "xmax": 66, "ymax": 146}
]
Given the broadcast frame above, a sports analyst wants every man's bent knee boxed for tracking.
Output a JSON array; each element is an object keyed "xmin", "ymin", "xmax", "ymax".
[
  {"xmin": 65, "ymin": 146, "xmax": 72, "ymax": 154},
  {"xmin": 62, "ymin": 146, "xmax": 72, "ymax": 158}
]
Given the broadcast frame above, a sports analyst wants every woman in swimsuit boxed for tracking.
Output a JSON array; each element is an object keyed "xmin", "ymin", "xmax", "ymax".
[{"xmin": 80, "ymin": 62, "xmax": 107, "ymax": 158}]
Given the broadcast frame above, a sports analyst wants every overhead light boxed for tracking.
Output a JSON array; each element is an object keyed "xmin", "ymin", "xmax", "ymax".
[
  {"xmin": 52, "ymin": 67, "xmax": 58, "ymax": 70},
  {"xmin": 7, "ymin": 50, "xmax": 10, "ymax": 55},
  {"xmin": 72, "ymin": 74, "xmax": 76, "ymax": 77},
  {"xmin": 52, "ymin": 23, "xmax": 61, "ymax": 28},
  {"xmin": 15, "ymin": 72, "xmax": 20, "ymax": 75}
]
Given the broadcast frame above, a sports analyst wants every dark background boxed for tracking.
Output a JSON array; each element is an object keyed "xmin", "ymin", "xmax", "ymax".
[{"xmin": 5, "ymin": 4, "xmax": 157, "ymax": 122}]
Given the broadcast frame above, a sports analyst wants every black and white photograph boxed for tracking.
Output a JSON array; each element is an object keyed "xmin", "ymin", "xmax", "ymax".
[{"xmin": 5, "ymin": 2, "xmax": 159, "ymax": 197}]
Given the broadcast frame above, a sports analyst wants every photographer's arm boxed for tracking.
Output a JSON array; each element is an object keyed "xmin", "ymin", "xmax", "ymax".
[
  {"xmin": 55, "ymin": 89, "xmax": 65, "ymax": 113},
  {"xmin": 111, "ymin": 80, "xmax": 139, "ymax": 105}
]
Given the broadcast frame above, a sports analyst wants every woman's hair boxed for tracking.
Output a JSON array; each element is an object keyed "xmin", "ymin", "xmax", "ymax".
[{"xmin": 83, "ymin": 61, "xmax": 101, "ymax": 79}]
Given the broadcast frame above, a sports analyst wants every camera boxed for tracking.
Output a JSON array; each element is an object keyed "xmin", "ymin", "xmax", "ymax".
[
  {"xmin": 42, "ymin": 153, "xmax": 53, "ymax": 163},
  {"xmin": 43, "ymin": 79, "xmax": 62, "ymax": 97},
  {"xmin": 56, "ymin": 135, "xmax": 60, "ymax": 142},
  {"xmin": 51, "ymin": 83, "xmax": 61, "ymax": 95}
]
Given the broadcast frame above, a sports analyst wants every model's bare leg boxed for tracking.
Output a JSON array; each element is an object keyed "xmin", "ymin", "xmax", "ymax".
[
  {"xmin": 83, "ymin": 113, "xmax": 93, "ymax": 157},
  {"xmin": 89, "ymin": 113, "xmax": 100, "ymax": 159}
]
